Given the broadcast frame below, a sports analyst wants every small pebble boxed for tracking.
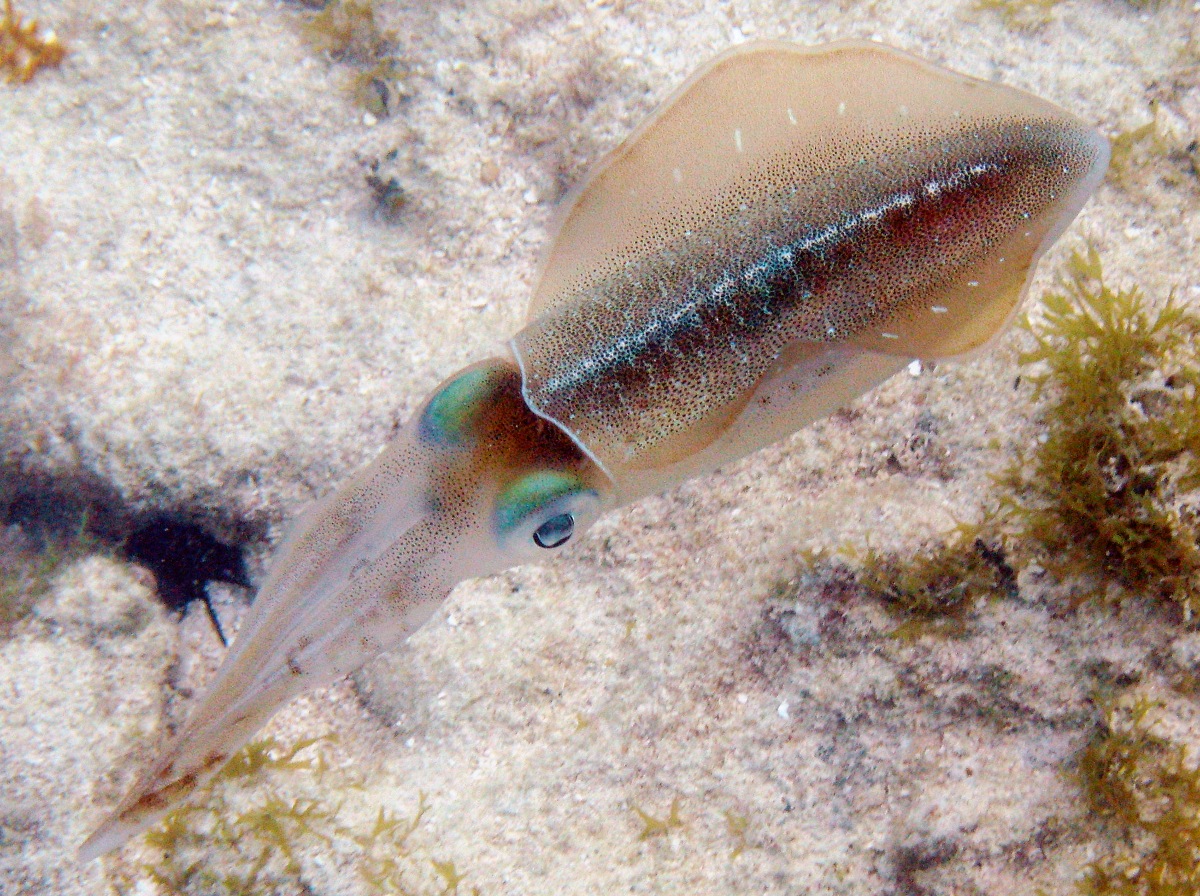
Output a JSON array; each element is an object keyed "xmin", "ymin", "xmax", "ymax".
[{"xmin": 1170, "ymin": 632, "xmax": 1200, "ymax": 671}]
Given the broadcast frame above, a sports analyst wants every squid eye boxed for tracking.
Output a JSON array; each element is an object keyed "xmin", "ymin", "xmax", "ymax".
[
  {"xmin": 494, "ymin": 471, "xmax": 599, "ymax": 555},
  {"xmin": 533, "ymin": 513, "xmax": 574, "ymax": 549}
]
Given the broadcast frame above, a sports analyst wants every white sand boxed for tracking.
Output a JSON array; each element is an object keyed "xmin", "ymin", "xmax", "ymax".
[{"xmin": 1, "ymin": 0, "xmax": 1198, "ymax": 893}]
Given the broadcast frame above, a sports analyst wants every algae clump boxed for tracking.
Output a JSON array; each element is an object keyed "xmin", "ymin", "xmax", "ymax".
[
  {"xmin": 300, "ymin": 0, "xmax": 392, "ymax": 65},
  {"xmin": 135, "ymin": 736, "xmax": 469, "ymax": 896},
  {"xmin": 299, "ymin": 0, "xmax": 408, "ymax": 118},
  {"xmin": 1004, "ymin": 246, "xmax": 1200, "ymax": 618},
  {"xmin": 973, "ymin": 0, "xmax": 1061, "ymax": 31},
  {"xmin": 843, "ymin": 522, "xmax": 1015, "ymax": 639},
  {"xmin": 1075, "ymin": 698, "xmax": 1200, "ymax": 896},
  {"xmin": 0, "ymin": 0, "xmax": 65, "ymax": 83},
  {"xmin": 631, "ymin": 797, "xmax": 684, "ymax": 841},
  {"xmin": 794, "ymin": 521, "xmax": 1015, "ymax": 641}
]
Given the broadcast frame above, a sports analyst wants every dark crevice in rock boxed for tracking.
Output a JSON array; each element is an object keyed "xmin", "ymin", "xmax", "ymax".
[
  {"xmin": 0, "ymin": 467, "xmax": 259, "ymax": 638},
  {"xmin": 891, "ymin": 836, "xmax": 961, "ymax": 896},
  {"xmin": 0, "ymin": 467, "xmax": 129, "ymax": 545}
]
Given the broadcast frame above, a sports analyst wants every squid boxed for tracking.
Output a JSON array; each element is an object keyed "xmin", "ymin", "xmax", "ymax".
[{"xmin": 80, "ymin": 40, "xmax": 1108, "ymax": 860}]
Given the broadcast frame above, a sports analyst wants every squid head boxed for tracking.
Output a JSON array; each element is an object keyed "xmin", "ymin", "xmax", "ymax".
[{"xmin": 79, "ymin": 358, "xmax": 610, "ymax": 858}]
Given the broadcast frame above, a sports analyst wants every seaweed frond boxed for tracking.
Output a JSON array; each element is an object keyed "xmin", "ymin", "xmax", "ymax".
[
  {"xmin": 842, "ymin": 521, "xmax": 1015, "ymax": 639},
  {"xmin": 142, "ymin": 738, "xmax": 339, "ymax": 893},
  {"xmin": 300, "ymin": 0, "xmax": 392, "ymax": 65},
  {"xmin": 0, "ymin": 0, "xmax": 65, "ymax": 83},
  {"xmin": 1107, "ymin": 105, "xmax": 1177, "ymax": 189},
  {"xmin": 431, "ymin": 859, "xmax": 468, "ymax": 894},
  {"xmin": 1106, "ymin": 102, "xmax": 1199, "ymax": 192},
  {"xmin": 357, "ymin": 793, "xmax": 430, "ymax": 894},
  {"xmin": 724, "ymin": 809, "xmax": 750, "ymax": 858},
  {"xmin": 1003, "ymin": 246, "xmax": 1200, "ymax": 618},
  {"xmin": 1075, "ymin": 698, "xmax": 1200, "ymax": 895},
  {"xmin": 216, "ymin": 735, "xmax": 330, "ymax": 781},
  {"xmin": 631, "ymin": 798, "xmax": 684, "ymax": 841},
  {"xmin": 141, "ymin": 737, "xmax": 463, "ymax": 896},
  {"xmin": 973, "ymin": 0, "xmax": 1061, "ymax": 31},
  {"xmin": 298, "ymin": 0, "xmax": 412, "ymax": 118},
  {"xmin": 350, "ymin": 57, "xmax": 410, "ymax": 118}
]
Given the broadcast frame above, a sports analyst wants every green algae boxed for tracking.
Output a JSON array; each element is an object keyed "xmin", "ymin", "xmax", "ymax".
[
  {"xmin": 1106, "ymin": 96, "xmax": 1198, "ymax": 194},
  {"xmin": 799, "ymin": 246, "xmax": 1199, "ymax": 626},
  {"xmin": 0, "ymin": 0, "xmax": 66, "ymax": 83},
  {"xmin": 1108, "ymin": 111, "xmax": 1168, "ymax": 188},
  {"xmin": 298, "ymin": 0, "xmax": 408, "ymax": 118},
  {"xmin": 973, "ymin": 0, "xmax": 1061, "ymax": 31},
  {"xmin": 1002, "ymin": 246, "xmax": 1200, "ymax": 619},
  {"xmin": 631, "ymin": 798, "xmax": 683, "ymax": 841},
  {"xmin": 136, "ymin": 736, "xmax": 472, "ymax": 896},
  {"xmin": 1074, "ymin": 698, "xmax": 1200, "ymax": 896},
  {"xmin": 844, "ymin": 522, "xmax": 1015, "ymax": 639},
  {"xmin": 300, "ymin": 0, "xmax": 393, "ymax": 65},
  {"xmin": 723, "ymin": 809, "xmax": 750, "ymax": 858},
  {"xmin": 793, "ymin": 521, "xmax": 1014, "ymax": 641}
]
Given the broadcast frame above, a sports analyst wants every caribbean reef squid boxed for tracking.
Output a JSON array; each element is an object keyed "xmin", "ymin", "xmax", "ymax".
[{"xmin": 80, "ymin": 39, "xmax": 1108, "ymax": 859}]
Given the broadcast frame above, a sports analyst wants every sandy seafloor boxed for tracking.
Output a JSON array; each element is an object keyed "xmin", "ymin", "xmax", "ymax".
[{"xmin": 1, "ymin": 0, "xmax": 1199, "ymax": 894}]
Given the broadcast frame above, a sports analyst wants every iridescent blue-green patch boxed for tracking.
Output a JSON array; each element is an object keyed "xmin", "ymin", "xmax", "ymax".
[
  {"xmin": 419, "ymin": 367, "xmax": 495, "ymax": 446},
  {"xmin": 494, "ymin": 471, "xmax": 591, "ymax": 534}
]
